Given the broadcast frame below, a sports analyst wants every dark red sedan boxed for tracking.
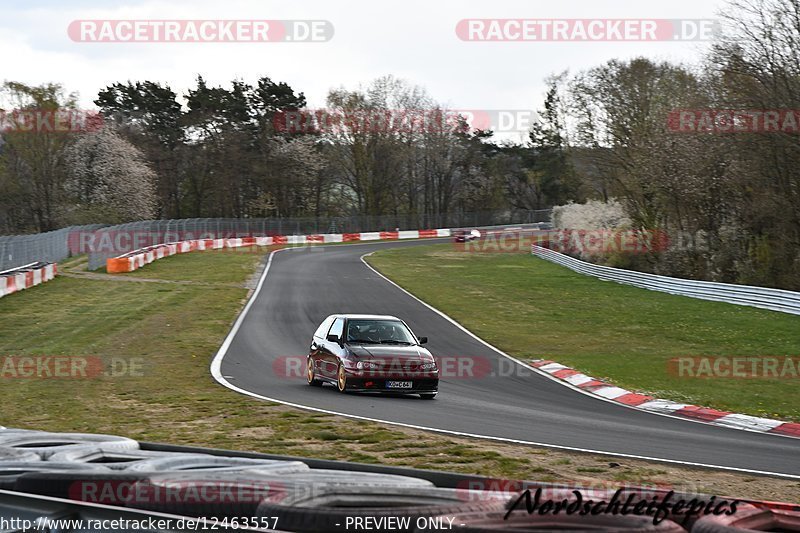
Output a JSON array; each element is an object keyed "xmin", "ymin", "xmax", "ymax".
[{"xmin": 306, "ymin": 314, "xmax": 439, "ymax": 399}]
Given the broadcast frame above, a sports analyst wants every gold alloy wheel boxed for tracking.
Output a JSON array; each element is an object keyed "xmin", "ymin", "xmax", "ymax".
[
  {"xmin": 337, "ymin": 364, "xmax": 347, "ymax": 392},
  {"xmin": 307, "ymin": 357, "xmax": 321, "ymax": 386}
]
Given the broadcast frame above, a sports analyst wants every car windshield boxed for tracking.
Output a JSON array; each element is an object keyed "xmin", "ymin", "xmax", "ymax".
[{"xmin": 346, "ymin": 319, "xmax": 416, "ymax": 344}]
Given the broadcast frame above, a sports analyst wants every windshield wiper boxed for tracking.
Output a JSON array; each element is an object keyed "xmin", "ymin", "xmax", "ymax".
[
  {"xmin": 347, "ymin": 339, "xmax": 379, "ymax": 344},
  {"xmin": 379, "ymin": 340, "xmax": 412, "ymax": 345}
]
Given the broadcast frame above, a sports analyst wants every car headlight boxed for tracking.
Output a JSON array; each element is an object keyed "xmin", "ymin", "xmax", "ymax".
[
  {"xmin": 357, "ymin": 361, "xmax": 379, "ymax": 370},
  {"xmin": 420, "ymin": 362, "xmax": 437, "ymax": 371}
]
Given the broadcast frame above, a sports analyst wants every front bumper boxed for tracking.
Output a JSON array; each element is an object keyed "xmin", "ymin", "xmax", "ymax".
[{"xmin": 344, "ymin": 371, "xmax": 439, "ymax": 393}]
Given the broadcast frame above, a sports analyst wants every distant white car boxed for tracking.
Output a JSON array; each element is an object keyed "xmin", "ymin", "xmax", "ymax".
[{"xmin": 453, "ymin": 229, "xmax": 481, "ymax": 242}]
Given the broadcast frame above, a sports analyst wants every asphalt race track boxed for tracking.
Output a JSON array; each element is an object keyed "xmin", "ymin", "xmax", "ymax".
[{"xmin": 215, "ymin": 239, "xmax": 800, "ymax": 477}]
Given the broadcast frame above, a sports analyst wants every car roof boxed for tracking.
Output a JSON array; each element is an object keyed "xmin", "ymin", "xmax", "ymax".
[{"xmin": 326, "ymin": 314, "xmax": 402, "ymax": 321}]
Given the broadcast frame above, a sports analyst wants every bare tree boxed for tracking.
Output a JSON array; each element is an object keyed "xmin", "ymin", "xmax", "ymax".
[{"xmin": 0, "ymin": 82, "xmax": 76, "ymax": 231}]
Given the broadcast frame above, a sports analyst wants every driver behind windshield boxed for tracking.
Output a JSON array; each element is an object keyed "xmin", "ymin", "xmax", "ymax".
[{"xmin": 346, "ymin": 320, "xmax": 415, "ymax": 344}]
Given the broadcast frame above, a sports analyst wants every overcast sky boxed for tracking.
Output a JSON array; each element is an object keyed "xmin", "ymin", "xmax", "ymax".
[{"xmin": 3, "ymin": 0, "xmax": 726, "ymax": 141}]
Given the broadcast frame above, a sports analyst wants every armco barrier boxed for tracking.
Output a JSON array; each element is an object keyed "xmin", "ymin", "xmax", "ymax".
[
  {"xmin": 0, "ymin": 262, "xmax": 57, "ymax": 300},
  {"xmin": 107, "ymin": 230, "xmax": 453, "ymax": 273},
  {"xmin": 531, "ymin": 244, "xmax": 800, "ymax": 316}
]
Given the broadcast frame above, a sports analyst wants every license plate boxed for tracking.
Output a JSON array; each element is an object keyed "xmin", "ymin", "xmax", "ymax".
[{"xmin": 386, "ymin": 381, "xmax": 413, "ymax": 389}]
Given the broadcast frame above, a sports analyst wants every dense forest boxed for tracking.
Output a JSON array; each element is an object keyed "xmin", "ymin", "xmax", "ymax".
[{"xmin": 1, "ymin": 0, "xmax": 798, "ymax": 289}]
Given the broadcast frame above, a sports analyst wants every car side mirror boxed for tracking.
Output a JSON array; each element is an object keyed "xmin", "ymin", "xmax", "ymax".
[
  {"xmin": 327, "ymin": 334, "xmax": 341, "ymax": 344},
  {"xmin": 418, "ymin": 336, "xmax": 428, "ymax": 345}
]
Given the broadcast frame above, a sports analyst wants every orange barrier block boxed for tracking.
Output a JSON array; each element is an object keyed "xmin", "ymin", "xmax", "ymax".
[{"xmin": 106, "ymin": 257, "xmax": 131, "ymax": 273}]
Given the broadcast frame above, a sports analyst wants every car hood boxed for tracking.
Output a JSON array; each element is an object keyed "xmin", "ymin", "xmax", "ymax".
[{"xmin": 347, "ymin": 344, "xmax": 433, "ymax": 362}]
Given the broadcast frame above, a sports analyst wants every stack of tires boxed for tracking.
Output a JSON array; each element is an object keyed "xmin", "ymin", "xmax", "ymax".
[
  {"xmin": 0, "ymin": 428, "xmax": 510, "ymax": 532},
  {"xmin": 1, "ymin": 428, "xmax": 798, "ymax": 532}
]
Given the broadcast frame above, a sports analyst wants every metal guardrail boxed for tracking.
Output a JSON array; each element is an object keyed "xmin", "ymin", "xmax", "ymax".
[{"xmin": 531, "ymin": 244, "xmax": 800, "ymax": 316}]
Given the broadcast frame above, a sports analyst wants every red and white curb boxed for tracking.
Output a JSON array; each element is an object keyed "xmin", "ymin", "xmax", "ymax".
[
  {"xmin": 529, "ymin": 359, "xmax": 800, "ymax": 438},
  {"xmin": 0, "ymin": 263, "xmax": 58, "ymax": 300},
  {"xmin": 106, "ymin": 229, "xmax": 452, "ymax": 273}
]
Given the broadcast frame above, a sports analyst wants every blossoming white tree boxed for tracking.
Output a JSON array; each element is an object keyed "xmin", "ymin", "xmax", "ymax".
[
  {"xmin": 64, "ymin": 127, "xmax": 157, "ymax": 223},
  {"xmin": 552, "ymin": 199, "xmax": 631, "ymax": 230}
]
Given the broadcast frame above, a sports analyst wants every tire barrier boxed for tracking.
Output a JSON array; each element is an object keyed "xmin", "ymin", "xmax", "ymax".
[
  {"xmin": 105, "ymin": 230, "xmax": 453, "ymax": 273},
  {"xmin": 124, "ymin": 472, "xmax": 296, "ymax": 518},
  {"xmin": 529, "ymin": 359, "xmax": 800, "ymax": 438},
  {"xmin": 0, "ymin": 448, "xmax": 41, "ymax": 463},
  {"xmin": 0, "ymin": 462, "xmax": 110, "ymax": 490},
  {"xmin": 11, "ymin": 470, "xmax": 154, "ymax": 500},
  {"xmin": 691, "ymin": 503, "xmax": 800, "ymax": 531},
  {"xmin": 0, "ymin": 262, "xmax": 57, "ymax": 300},
  {"xmin": 123, "ymin": 469, "xmax": 436, "ymax": 518},
  {"xmin": 279, "ymin": 469, "xmax": 434, "ymax": 488},
  {"xmin": 46, "ymin": 447, "xmax": 202, "ymax": 470},
  {"xmin": 123, "ymin": 455, "xmax": 309, "ymax": 474},
  {"xmin": 2, "ymin": 428, "xmax": 798, "ymax": 532},
  {"xmin": 0, "ymin": 432, "xmax": 139, "ymax": 459}
]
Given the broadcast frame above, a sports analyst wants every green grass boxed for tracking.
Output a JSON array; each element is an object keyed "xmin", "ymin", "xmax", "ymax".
[{"xmin": 366, "ymin": 245, "xmax": 800, "ymax": 421}]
